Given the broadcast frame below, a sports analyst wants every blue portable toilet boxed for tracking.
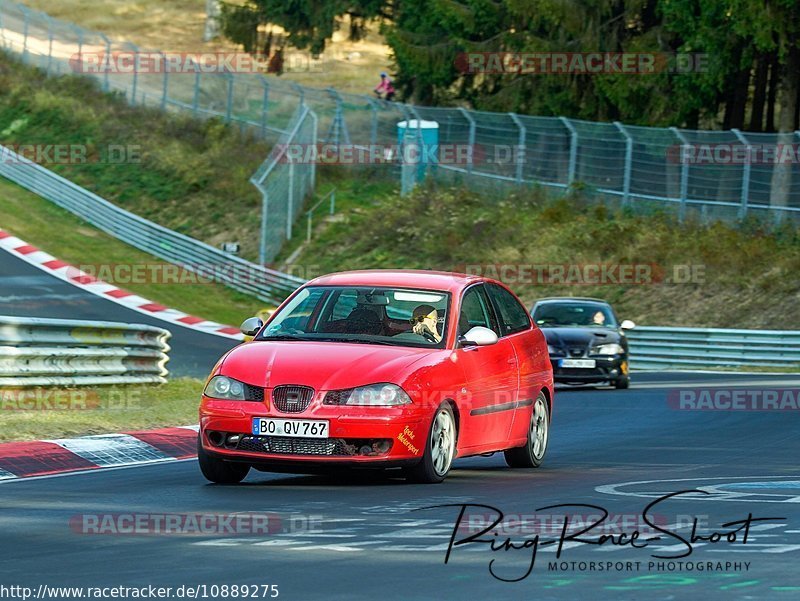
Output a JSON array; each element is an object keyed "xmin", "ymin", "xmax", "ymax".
[{"xmin": 397, "ymin": 119, "xmax": 439, "ymax": 182}]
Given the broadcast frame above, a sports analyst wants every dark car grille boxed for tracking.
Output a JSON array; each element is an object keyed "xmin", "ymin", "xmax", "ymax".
[
  {"xmin": 567, "ymin": 346, "xmax": 587, "ymax": 357},
  {"xmin": 236, "ymin": 435, "xmax": 351, "ymax": 456},
  {"xmin": 244, "ymin": 384, "xmax": 265, "ymax": 402},
  {"xmin": 272, "ymin": 385, "xmax": 314, "ymax": 413}
]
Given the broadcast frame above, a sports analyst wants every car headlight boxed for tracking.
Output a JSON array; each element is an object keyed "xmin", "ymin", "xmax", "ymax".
[
  {"xmin": 590, "ymin": 343, "xmax": 624, "ymax": 355},
  {"xmin": 547, "ymin": 345, "xmax": 565, "ymax": 355},
  {"xmin": 204, "ymin": 375, "xmax": 246, "ymax": 400},
  {"xmin": 324, "ymin": 383, "xmax": 412, "ymax": 407}
]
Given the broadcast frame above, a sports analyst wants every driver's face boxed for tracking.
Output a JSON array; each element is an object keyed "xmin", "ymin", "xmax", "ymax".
[{"xmin": 592, "ymin": 311, "xmax": 605, "ymax": 324}]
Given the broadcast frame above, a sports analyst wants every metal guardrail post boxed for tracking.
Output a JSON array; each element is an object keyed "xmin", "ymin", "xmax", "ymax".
[
  {"xmin": 259, "ymin": 76, "xmax": 270, "ymax": 137},
  {"xmin": 458, "ymin": 108, "xmax": 476, "ymax": 174},
  {"xmin": 614, "ymin": 121, "xmax": 633, "ymax": 206},
  {"xmin": 670, "ymin": 127, "xmax": 690, "ymax": 222},
  {"xmin": 508, "ymin": 113, "xmax": 526, "ymax": 185},
  {"xmin": 559, "ymin": 116, "xmax": 578, "ymax": 186},
  {"xmin": 731, "ymin": 128, "xmax": 751, "ymax": 219}
]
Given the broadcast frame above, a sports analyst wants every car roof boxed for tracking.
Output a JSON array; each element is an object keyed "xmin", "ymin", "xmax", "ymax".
[
  {"xmin": 305, "ymin": 269, "xmax": 489, "ymax": 294},
  {"xmin": 533, "ymin": 297, "xmax": 611, "ymax": 305}
]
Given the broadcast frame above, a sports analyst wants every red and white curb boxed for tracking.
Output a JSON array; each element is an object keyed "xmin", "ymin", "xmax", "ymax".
[
  {"xmin": 0, "ymin": 425, "xmax": 199, "ymax": 481},
  {"xmin": 0, "ymin": 228, "xmax": 243, "ymax": 340}
]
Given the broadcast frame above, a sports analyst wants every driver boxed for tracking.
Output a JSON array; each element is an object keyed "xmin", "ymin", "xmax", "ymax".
[
  {"xmin": 591, "ymin": 310, "xmax": 606, "ymax": 326},
  {"xmin": 410, "ymin": 304, "xmax": 442, "ymax": 343}
]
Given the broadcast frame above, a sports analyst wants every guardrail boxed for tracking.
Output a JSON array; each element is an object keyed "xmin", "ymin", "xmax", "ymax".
[
  {"xmin": 0, "ymin": 315, "xmax": 171, "ymax": 387},
  {"xmin": 0, "ymin": 146, "xmax": 306, "ymax": 302},
  {"xmin": 627, "ymin": 326, "xmax": 800, "ymax": 370}
]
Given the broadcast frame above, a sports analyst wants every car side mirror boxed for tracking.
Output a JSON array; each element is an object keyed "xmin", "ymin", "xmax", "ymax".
[
  {"xmin": 459, "ymin": 326, "xmax": 499, "ymax": 347},
  {"xmin": 620, "ymin": 319, "xmax": 636, "ymax": 330},
  {"xmin": 240, "ymin": 317, "xmax": 264, "ymax": 337}
]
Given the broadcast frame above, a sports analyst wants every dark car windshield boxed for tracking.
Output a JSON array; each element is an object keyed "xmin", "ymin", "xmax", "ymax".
[
  {"xmin": 255, "ymin": 286, "xmax": 451, "ymax": 348},
  {"xmin": 532, "ymin": 302, "xmax": 617, "ymax": 328}
]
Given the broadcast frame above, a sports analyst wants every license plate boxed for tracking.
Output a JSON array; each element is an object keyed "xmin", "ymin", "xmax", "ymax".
[
  {"xmin": 560, "ymin": 358, "xmax": 596, "ymax": 368},
  {"xmin": 252, "ymin": 418, "xmax": 329, "ymax": 438}
]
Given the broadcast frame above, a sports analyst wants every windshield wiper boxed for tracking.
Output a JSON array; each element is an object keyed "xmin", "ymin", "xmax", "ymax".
[
  {"xmin": 344, "ymin": 337, "xmax": 399, "ymax": 346},
  {"xmin": 260, "ymin": 334, "xmax": 311, "ymax": 341}
]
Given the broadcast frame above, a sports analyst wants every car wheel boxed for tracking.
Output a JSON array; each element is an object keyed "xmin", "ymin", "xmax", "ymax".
[
  {"xmin": 406, "ymin": 404, "xmax": 457, "ymax": 484},
  {"xmin": 197, "ymin": 435, "xmax": 250, "ymax": 484},
  {"xmin": 504, "ymin": 392, "xmax": 549, "ymax": 468},
  {"xmin": 614, "ymin": 376, "xmax": 630, "ymax": 389}
]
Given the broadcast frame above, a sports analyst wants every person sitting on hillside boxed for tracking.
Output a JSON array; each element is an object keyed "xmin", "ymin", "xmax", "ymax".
[{"xmin": 374, "ymin": 72, "xmax": 396, "ymax": 101}]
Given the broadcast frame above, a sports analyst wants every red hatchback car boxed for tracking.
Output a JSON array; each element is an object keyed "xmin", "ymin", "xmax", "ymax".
[{"xmin": 198, "ymin": 270, "xmax": 553, "ymax": 483}]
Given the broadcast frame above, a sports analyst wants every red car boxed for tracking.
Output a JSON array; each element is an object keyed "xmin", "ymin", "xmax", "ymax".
[{"xmin": 198, "ymin": 270, "xmax": 553, "ymax": 484}]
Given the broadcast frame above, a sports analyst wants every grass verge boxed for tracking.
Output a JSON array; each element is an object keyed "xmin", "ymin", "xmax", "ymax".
[{"xmin": 0, "ymin": 378, "xmax": 203, "ymax": 442}]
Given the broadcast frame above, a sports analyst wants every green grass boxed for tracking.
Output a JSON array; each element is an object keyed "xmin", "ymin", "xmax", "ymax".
[
  {"xmin": 0, "ymin": 177, "xmax": 267, "ymax": 326},
  {"xmin": 0, "ymin": 378, "xmax": 203, "ymax": 442},
  {"xmin": 287, "ymin": 182, "xmax": 800, "ymax": 330}
]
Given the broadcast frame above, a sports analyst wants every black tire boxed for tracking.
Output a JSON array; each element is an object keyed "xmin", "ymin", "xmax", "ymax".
[
  {"xmin": 406, "ymin": 404, "xmax": 457, "ymax": 484},
  {"xmin": 614, "ymin": 376, "xmax": 630, "ymax": 389},
  {"xmin": 504, "ymin": 392, "xmax": 550, "ymax": 468},
  {"xmin": 197, "ymin": 435, "xmax": 250, "ymax": 484}
]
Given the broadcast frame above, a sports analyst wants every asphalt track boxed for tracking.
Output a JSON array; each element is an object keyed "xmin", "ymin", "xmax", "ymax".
[
  {"xmin": 1, "ymin": 372, "xmax": 798, "ymax": 600},
  {"xmin": 0, "ymin": 246, "xmax": 237, "ymax": 377}
]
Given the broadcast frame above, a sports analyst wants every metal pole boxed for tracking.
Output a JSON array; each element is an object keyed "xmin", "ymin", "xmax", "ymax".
[
  {"xmin": 291, "ymin": 81, "xmax": 305, "ymax": 106},
  {"xmin": 306, "ymin": 211, "xmax": 313, "ymax": 243},
  {"xmin": 670, "ymin": 127, "xmax": 690, "ymax": 222},
  {"xmin": 45, "ymin": 15, "xmax": 53, "ymax": 75},
  {"xmin": 731, "ymin": 129, "xmax": 751, "ymax": 219},
  {"xmin": 309, "ymin": 109, "xmax": 318, "ymax": 191},
  {"xmin": 160, "ymin": 51, "xmax": 169, "ymax": 110},
  {"xmin": 329, "ymin": 189, "xmax": 335, "ymax": 215},
  {"xmin": 366, "ymin": 97, "xmax": 379, "ymax": 147},
  {"xmin": 259, "ymin": 76, "xmax": 269, "ymax": 137},
  {"xmin": 225, "ymin": 73, "xmax": 234, "ymax": 122},
  {"xmin": 259, "ymin": 190, "xmax": 269, "ymax": 265},
  {"xmin": 559, "ymin": 117, "xmax": 578, "ymax": 186},
  {"xmin": 130, "ymin": 43, "xmax": 139, "ymax": 105},
  {"xmin": 458, "ymin": 107, "xmax": 476, "ymax": 175},
  {"xmin": 614, "ymin": 121, "xmax": 633, "ymax": 206},
  {"xmin": 509, "ymin": 113, "xmax": 526, "ymax": 185},
  {"xmin": 99, "ymin": 34, "xmax": 111, "ymax": 92},
  {"xmin": 21, "ymin": 7, "xmax": 29, "ymax": 62},
  {"xmin": 287, "ymin": 162, "xmax": 295, "ymax": 240},
  {"xmin": 193, "ymin": 68, "xmax": 201, "ymax": 116}
]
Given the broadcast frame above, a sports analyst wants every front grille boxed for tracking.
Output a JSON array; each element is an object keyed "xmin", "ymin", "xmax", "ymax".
[
  {"xmin": 236, "ymin": 435, "xmax": 352, "ymax": 456},
  {"xmin": 273, "ymin": 385, "xmax": 314, "ymax": 413},
  {"xmin": 244, "ymin": 384, "xmax": 265, "ymax": 402},
  {"xmin": 568, "ymin": 346, "xmax": 587, "ymax": 357}
]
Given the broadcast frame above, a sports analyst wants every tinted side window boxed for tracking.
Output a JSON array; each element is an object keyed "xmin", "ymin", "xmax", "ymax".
[
  {"xmin": 458, "ymin": 287, "xmax": 495, "ymax": 336},
  {"xmin": 488, "ymin": 284, "xmax": 531, "ymax": 336}
]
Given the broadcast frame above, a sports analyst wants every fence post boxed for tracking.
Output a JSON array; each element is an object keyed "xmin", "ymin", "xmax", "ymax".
[
  {"xmin": 287, "ymin": 162, "xmax": 295, "ymax": 241},
  {"xmin": 670, "ymin": 127, "xmax": 690, "ymax": 222},
  {"xmin": 329, "ymin": 188, "xmax": 336, "ymax": 215},
  {"xmin": 190, "ymin": 63, "xmax": 200, "ymax": 115},
  {"xmin": 0, "ymin": 3, "xmax": 5, "ymax": 49},
  {"xmin": 508, "ymin": 113, "xmax": 526, "ymax": 185},
  {"xmin": 559, "ymin": 117, "xmax": 578, "ymax": 186},
  {"xmin": 96, "ymin": 34, "xmax": 112, "ymax": 92},
  {"xmin": 45, "ymin": 15, "xmax": 53, "ymax": 75},
  {"xmin": 128, "ymin": 43, "xmax": 140, "ymax": 105},
  {"xmin": 224, "ymin": 73, "xmax": 234, "ymax": 122},
  {"xmin": 259, "ymin": 76, "xmax": 269, "ymax": 137},
  {"xmin": 458, "ymin": 108, "xmax": 476, "ymax": 175},
  {"xmin": 731, "ymin": 129, "xmax": 751, "ymax": 219},
  {"xmin": 20, "ymin": 6, "xmax": 28, "ymax": 62},
  {"xmin": 306, "ymin": 210, "xmax": 313, "ymax": 243},
  {"xmin": 614, "ymin": 121, "xmax": 633, "ymax": 206},
  {"xmin": 291, "ymin": 81, "xmax": 305, "ymax": 107},
  {"xmin": 259, "ymin": 190, "xmax": 269, "ymax": 266}
]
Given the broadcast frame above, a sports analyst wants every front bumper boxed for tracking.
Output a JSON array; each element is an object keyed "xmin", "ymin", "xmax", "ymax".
[
  {"xmin": 550, "ymin": 355, "xmax": 628, "ymax": 384},
  {"xmin": 199, "ymin": 396, "xmax": 429, "ymax": 465}
]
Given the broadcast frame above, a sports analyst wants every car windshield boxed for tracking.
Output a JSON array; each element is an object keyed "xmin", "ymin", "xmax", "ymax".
[
  {"xmin": 532, "ymin": 302, "xmax": 617, "ymax": 328},
  {"xmin": 255, "ymin": 286, "xmax": 451, "ymax": 348}
]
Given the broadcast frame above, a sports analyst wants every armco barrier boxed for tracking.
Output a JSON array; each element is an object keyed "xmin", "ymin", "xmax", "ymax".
[
  {"xmin": 0, "ymin": 315, "xmax": 171, "ymax": 386},
  {"xmin": 627, "ymin": 326, "xmax": 800, "ymax": 370},
  {"xmin": 0, "ymin": 146, "xmax": 306, "ymax": 302}
]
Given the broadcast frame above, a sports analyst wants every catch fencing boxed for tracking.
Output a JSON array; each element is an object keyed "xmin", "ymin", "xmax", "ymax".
[
  {"xmin": 0, "ymin": 315, "xmax": 171, "ymax": 386},
  {"xmin": 627, "ymin": 326, "xmax": 800, "ymax": 371}
]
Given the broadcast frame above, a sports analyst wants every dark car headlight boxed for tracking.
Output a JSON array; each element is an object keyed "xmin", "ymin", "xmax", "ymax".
[
  {"xmin": 547, "ymin": 345, "xmax": 565, "ymax": 356},
  {"xmin": 590, "ymin": 343, "xmax": 624, "ymax": 355},
  {"xmin": 204, "ymin": 375, "xmax": 246, "ymax": 400},
  {"xmin": 324, "ymin": 384, "xmax": 412, "ymax": 407}
]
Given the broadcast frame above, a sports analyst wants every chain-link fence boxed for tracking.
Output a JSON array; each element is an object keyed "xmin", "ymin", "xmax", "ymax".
[{"xmin": 1, "ymin": 0, "xmax": 799, "ymax": 264}]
